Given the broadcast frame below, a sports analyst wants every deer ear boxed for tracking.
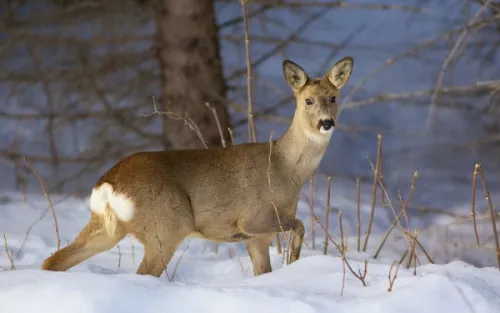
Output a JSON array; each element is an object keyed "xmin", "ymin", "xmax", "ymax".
[
  {"xmin": 326, "ymin": 56, "xmax": 353, "ymax": 89},
  {"xmin": 283, "ymin": 60, "xmax": 309, "ymax": 91}
]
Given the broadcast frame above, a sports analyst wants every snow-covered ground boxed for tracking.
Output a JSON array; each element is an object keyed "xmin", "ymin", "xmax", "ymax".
[{"xmin": 1, "ymin": 175, "xmax": 500, "ymax": 313}]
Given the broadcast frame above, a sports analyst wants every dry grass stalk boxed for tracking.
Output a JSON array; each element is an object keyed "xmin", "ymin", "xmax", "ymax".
[
  {"xmin": 338, "ymin": 214, "xmax": 347, "ymax": 296},
  {"xmin": 412, "ymin": 230, "xmax": 419, "ymax": 275},
  {"xmin": 405, "ymin": 229, "xmax": 419, "ymax": 273},
  {"xmin": 240, "ymin": 0, "xmax": 273, "ymax": 257},
  {"xmin": 366, "ymin": 159, "xmax": 433, "ymax": 269},
  {"xmin": 476, "ymin": 163, "xmax": 500, "ymax": 270},
  {"xmin": 387, "ymin": 261, "xmax": 400, "ymax": 292},
  {"xmin": 471, "ymin": 164, "xmax": 480, "ymax": 247},
  {"xmin": 3, "ymin": 234, "xmax": 16, "ymax": 270},
  {"xmin": 275, "ymin": 233, "xmax": 283, "ymax": 255},
  {"xmin": 169, "ymin": 241, "xmax": 190, "ymax": 282},
  {"xmin": 413, "ymin": 235, "xmax": 434, "ymax": 264},
  {"xmin": 205, "ymin": 102, "xmax": 227, "ymax": 148},
  {"xmin": 17, "ymin": 206, "xmax": 51, "ymax": 258},
  {"xmin": 356, "ymin": 177, "xmax": 361, "ymax": 252},
  {"xmin": 309, "ymin": 174, "xmax": 316, "ymax": 250},
  {"xmin": 363, "ymin": 133, "xmax": 382, "ymax": 252},
  {"xmin": 374, "ymin": 171, "xmax": 418, "ymax": 259},
  {"xmin": 128, "ymin": 236, "xmax": 136, "ymax": 267},
  {"xmin": 237, "ymin": 254, "xmax": 248, "ymax": 275},
  {"xmin": 311, "ymin": 212, "xmax": 342, "ymax": 251},
  {"xmin": 378, "ymin": 136, "xmax": 387, "ymax": 206},
  {"xmin": 399, "ymin": 249, "xmax": 408, "ymax": 265},
  {"xmin": 117, "ymin": 244, "xmax": 122, "ymax": 268},
  {"xmin": 373, "ymin": 211, "xmax": 403, "ymax": 259},
  {"xmin": 344, "ymin": 259, "xmax": 368, "ymax": 287},
  {"xmin": 227, "ymin": 127, "xmax": 235, "ymax": 146},
  {"xmin": 405, "ymin": 243, "xmax": 415, "ymax": 269},
  {"xmin": 240, "ymin": 0, "xmax": 257, "ymax": 143},
  {"xmin": 23, "ymin": 157, "xmax": 60, "ymax": 251},
  {"xmin": 323, "ymin": 176, "xmax": 332, "ymax": 255},
  {"xmin": 338, "ymin": 210, "xmax": 345, "ymax": 254},
  {"xmin": 154, "ymin": 235, "xmax": 169, "ymax": 281},
  {"xmin": 267, "ymin": 133, "xmax": 291, "ymax": 263},
  {"xmin": 340, "ymin": 248, "xmax": 346, "ymax": 296},
  {"xmin": 143, "ymin": 97, "xmax": 208, "ymax": 149},
  {"xmin": 205, "ymin": 101, "xmax": 227, "ymax": 254}
]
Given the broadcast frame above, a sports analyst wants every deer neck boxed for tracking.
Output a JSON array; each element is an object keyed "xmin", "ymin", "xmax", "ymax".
[{"xmin": 274, "ymin": 112, "xmax": 331, "ymax": 184}]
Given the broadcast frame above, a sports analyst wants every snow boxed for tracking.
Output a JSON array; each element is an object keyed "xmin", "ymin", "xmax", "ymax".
[
  {"xmin": 2, "ymin": 177, "xmax": 500, "ymax": 313},
  {"xmin": 2, "ymin": 258, "xmax": 500, "ymax": 313}
]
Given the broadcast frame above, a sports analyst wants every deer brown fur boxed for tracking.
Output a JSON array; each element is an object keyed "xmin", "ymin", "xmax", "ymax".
[{"xmin": 41, "ymin": 56, "xmax": 354, "ymax": 277}]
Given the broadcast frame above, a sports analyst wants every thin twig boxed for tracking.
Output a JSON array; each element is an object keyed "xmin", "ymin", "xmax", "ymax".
[
  {"xmin": 427, "ymin": 0, "xmax": 492, "ymax": 126},
  {"xmin": 3, "ymin": 234, "xmax": 16, "ymax": 270},
  {"xmin": 129, "ymin": 236, "xmax": 136, "ymax": 267},
  {"xmin": 155, "ymin": 236, "xmax": 169, "ymax": 281},
  {"xmin": 205, "ymin": 102, "xmax": 227, "ymax": 254},
  {"xmin": 374, "ymin": 171, "xmax": 419, "ymax": 258},
  {"xmin": 227, "ymin": 127, "xmax": 235, "ymax": 146},
  {"xmin": 309, "ymin": 174, "xmax": 316, "ymax": 250},
  {"xmin": 373, "ymin": 211, "xmax": 403, "ymax": 259},
  {"xmin": 363, "ymin": 134, "xmax": 382, "ymax": 252},
  {"xmin": 471, "ymin": 164, "xmax": 481, "ymax": 247},
  {"xmin": 340, "ymin": 249, "xmax": 346, "ymax": 296},
  {"xmin": 323, "ymin": 176, "xmax": 332, "ymax": 255},
  {"xmin": 23, "ymin": 157, "xmax": 60, "ymax": 250},
  {"xmin": 405, "ymin": 229, "xmax": 419, "ymax": 272},
  {"xmin": 344, "ymin": 259, "xmax": 368, "ymax": 287},
  {"xmin": 413, "ymin": 230, "xmax": 418, "ymax": 275},
  {"xmin": 399, "ymin": 249, "xmax": 408, "ymax": 264},
  {"xmin": 338, "ymin": 210, "xmax": 345, "ymax": 254},
  {"xmin": 476, "ymin": 163, "xmax": 500, "ymax": 270},
  {"xmin": 143, "ymin": 97, "xmax": 208, "ymax": 149},
  {"xmin": 387, "ymin": 261, "xmax": 400, "ymax": 292},
  {"xmin": 205, "ymin": 102, "xmax": 227, "ymax": 148},
  {"xmin": 267, "ymin": 133, "xmax": 291, "ymax": 263},
  {"xmin": 240, "ymin": 0, "xmax": 257, "ymax": 142},
  {"xmin": 117, "ymin": 244, "xmax": 122, "ymax": 268},
  {"xmin": 378, "ymin": 136, "xmax": 387, "ymax": 206},
  {"xmin": 356, "ymin": 177, "xmax": 361, "ymax": 252},
  {"xmin": 169, "ymin": 241, "xmax": 190, "ymax": 282},
  {"xmin": 414, "ymin": 235, "xmax": 434, "ymax": 264}
]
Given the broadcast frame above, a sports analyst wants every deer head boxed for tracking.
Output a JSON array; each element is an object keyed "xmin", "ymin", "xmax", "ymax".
[{"xmin": 282, "ymin": 57, "xmax": 353, "ymax": 143}]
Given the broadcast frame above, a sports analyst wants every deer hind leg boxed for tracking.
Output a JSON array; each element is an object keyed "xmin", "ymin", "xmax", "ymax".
[
  {"xmin": 240, "ymin": 214, "xmax": 305, "ymax": 267},
  {"xmin": 42, "ymin": 213, "xmax": 126, "ymax": 272},
  {"xmin": 246, "ymin": 235, "xmax": 273, "ymax": 276},
  {"xmin": 134, "ymin": 231, "xmax": 187, "ymax": 277}
]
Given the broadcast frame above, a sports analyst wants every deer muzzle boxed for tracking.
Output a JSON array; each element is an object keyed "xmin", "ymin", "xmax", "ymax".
[{"xmin": 318, "ymin": 118, "xmax": 335, "ymax": 133}]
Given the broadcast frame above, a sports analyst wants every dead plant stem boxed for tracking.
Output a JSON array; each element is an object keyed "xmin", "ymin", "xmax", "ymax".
[
  {"xmin": 471, "ymin": 164, "xmax": 481, "ymax": 247},
  {"xmin": 476, "ymin": 163, "xmax": 500, "ymax": 270},
  {"xmin": 356, "ymin": 177, "xmax": 361, "ymax": 252},
  {"xmin": 363, "ymin": 134, "xmax": 382, "ymax": 252},
  {"xmin": 23, "ymin": 157, "xmax": 60, "ymax": 250}
]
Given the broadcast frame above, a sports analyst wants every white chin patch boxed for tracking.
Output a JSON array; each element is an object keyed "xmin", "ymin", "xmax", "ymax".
[{"xmin": 319, "ymin": 126, "xmax": 334, "ymax": 134}]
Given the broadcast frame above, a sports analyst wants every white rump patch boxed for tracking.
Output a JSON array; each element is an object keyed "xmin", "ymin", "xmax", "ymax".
[{"xmin": 90, "ymin": 183, "xmax": 134, "ymax": 222}]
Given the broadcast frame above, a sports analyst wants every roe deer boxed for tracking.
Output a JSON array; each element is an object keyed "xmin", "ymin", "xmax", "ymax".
[{"xmin": 41, "ymin": 56, "xmax": 354, "ymax": 277}]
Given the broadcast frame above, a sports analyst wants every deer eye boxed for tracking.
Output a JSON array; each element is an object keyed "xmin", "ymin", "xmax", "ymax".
[
  {"xmin": 305, "ymin": 98, "xmax": 314, "ymax": 105},
  {"xmin": 329, "ymin": 96, "xmax": 336, "ymax": 103}
]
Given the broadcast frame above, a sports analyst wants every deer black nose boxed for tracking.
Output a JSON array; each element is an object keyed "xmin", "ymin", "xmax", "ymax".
[{"xmin": 319, "ymin": 118, "xmax": 335, "ymax": 130}]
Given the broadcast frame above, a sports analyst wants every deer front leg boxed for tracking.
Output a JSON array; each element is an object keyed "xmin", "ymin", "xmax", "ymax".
[
  {"xmin": 246, "ymin": 236, "xmax": 272, "ymax": 276},
  {"xmin": 240, "ymin": 214, "xmax": 305, "ymax": 265}
]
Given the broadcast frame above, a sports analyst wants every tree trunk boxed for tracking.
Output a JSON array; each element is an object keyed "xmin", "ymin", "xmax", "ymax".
[{"xmin": 154, "ymin": 0, "xmax": 231, "ymax": 149}]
